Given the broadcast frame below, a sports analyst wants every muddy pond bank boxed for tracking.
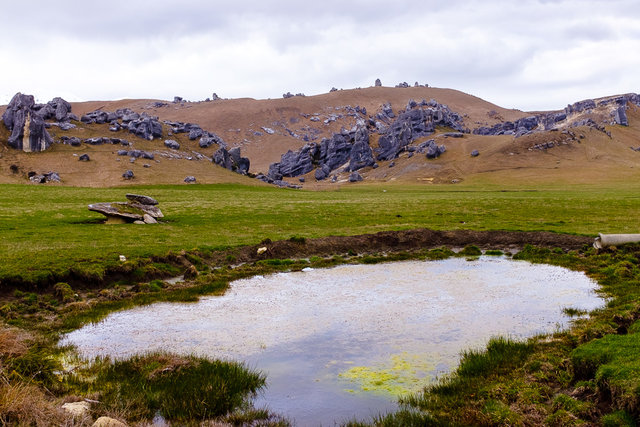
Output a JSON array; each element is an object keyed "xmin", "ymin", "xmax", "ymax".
[
  {"xmin": 1, "ymin": 228, "xmax": 593, "ymax": 291},
  {"xmin": 224, "ymin": 229, "xmax": 593, "ymax": 263}
]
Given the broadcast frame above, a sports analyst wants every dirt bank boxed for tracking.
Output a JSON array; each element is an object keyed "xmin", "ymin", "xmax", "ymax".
[{"xmin": 227, "ymin": 229, "xmax": 593, "ymax": 264}]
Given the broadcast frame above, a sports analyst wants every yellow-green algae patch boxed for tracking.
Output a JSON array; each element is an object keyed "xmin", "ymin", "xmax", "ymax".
[{"xmin": 339, "ymin": 352, "xmax": 436, "ymax": 397}]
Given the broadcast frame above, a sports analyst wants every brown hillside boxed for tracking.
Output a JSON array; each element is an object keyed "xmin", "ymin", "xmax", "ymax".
[
  {"xmin": 69, "ymin": 87, "xmax": 528, "ymax": 174},
  {"xmin": 2, "ymin": 87, "xmax": 640, "ymax": 188}
]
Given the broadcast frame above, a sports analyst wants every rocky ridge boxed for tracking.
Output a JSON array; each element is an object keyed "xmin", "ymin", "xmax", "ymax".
[
  {"xmin": 472, "ymin": 94, "xmax": 638, "ymax": 137},
  {"xmin": 263, "ymin": 99, "xmax": 460, "ymax": 183}
]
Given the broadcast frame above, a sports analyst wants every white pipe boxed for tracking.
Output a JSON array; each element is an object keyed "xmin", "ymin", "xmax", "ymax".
[{"xmin": 593, "ymin": 233, "xmax": 640, "ymax": 249}]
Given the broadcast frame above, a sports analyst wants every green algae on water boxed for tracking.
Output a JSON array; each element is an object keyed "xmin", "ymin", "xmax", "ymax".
[{"xmin": 339, "ymin": 353, "xmax": 436, "ymax": 397}]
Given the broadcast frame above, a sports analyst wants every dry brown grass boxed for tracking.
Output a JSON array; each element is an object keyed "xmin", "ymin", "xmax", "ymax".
[
  {"xmin": 0, "ymin": 381, "xmax": 83, "ymax": 426},
  {"xmin": 0, "ymin": 324, "xmax": 31, "ymax": 360},
  {"xmin": 3, "ymin": 87, "xmax": 640, "ymax": 188}
]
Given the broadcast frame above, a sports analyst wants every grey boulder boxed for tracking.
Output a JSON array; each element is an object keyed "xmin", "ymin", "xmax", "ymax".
[
  {"xmin": 164, "ymin": 139, "xmax": 180, "ymax": 150},
  {"xmin": 88, "ymin": 195, "xmax": 164, "ymax": 224}
]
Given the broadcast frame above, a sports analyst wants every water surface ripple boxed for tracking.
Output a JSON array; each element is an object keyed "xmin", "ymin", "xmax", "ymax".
[{"xmin": 62, "ymin": 257, "xmax": 603, "ymax": 426}]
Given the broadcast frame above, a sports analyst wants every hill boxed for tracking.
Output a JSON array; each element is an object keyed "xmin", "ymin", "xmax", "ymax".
[{"xmin": 1, "ymin": 86, "xmax": 639, "ymax": 187}]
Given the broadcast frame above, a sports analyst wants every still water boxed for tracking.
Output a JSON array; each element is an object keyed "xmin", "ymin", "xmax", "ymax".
[{"xmin": 62, "ymin": 257, "xmax": 603, "ymax": 426}]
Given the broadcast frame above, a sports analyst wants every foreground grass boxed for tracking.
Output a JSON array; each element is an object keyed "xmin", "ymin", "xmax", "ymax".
[{"xmin": 2, "ymin": 182, "xmax": 640, "ymax": 285}]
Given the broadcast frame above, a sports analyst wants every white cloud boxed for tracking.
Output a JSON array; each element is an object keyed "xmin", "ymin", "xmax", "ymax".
[{"xmin": 1, "ymin": 0, "xmax": 639, "ymax": 110}]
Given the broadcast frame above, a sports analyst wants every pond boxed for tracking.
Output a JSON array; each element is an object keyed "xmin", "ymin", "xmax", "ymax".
[{"xmin": 62, "ymin": 257, "xmax": 603, "ymax": 426}]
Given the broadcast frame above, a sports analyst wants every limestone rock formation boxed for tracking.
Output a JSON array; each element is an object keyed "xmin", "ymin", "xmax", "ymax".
[
  {"xmin": 82, "ymin": 109, "xmax": 162, "ymax": 140},
  {"xmin": 265, "ymin": 99, "xmax": 464, "ymax": 183},
  {"xmin": 2, "ymin": 93, "xmax": 53, "ymax": 152},
  {"xmin": 267, "ymin": 124, "xmax": 374, "ymax": 182},
  {"xmin": 374, "ymin": 102, "xmax": 463, "ymax": 161},
  {"xmin": 29, "ymin": 171, "xmax": 61, "ymax": 183},
  {"xmin": 349, "ymin": 171, "xmax": 363, "ymax": 182},
  {"xmin": 36, "ymin": 97, "xmax": 74, "ymax": 122},
  {"xmin": 212, "ymin": 147, "xmax": 250, "ymax": 174},
  {"xmin": 164, "ymin": 139, "xmax": 180, "ymax": 149},
  {"xmin": 88, "ymin": 194, "xmax": 163, "ymax": 224},
  {"xmin": 614, "ymin": 106, "xmax": 628, "ymax": 126}
]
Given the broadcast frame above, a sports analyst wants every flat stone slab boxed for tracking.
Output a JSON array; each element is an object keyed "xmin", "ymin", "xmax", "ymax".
[
  {"xmin": 125, "ymin": 193, "xmax": 158, "ymax": 205},
  {"xmin": 88, "ymin": 200, "xmax": 163, "ymax": 223}
]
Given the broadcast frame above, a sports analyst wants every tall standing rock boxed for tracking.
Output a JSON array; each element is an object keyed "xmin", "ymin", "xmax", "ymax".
[
  {"xmin": 2, "ymin": 93, "xmax": 53, "ymax": 152},
  {"xmin": 348, "ymin": 126, "xmax": 375, "ymax": 171}
]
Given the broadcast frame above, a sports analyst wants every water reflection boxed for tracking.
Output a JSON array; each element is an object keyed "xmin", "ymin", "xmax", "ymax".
[{"xmin": 62, "ymin": 257, "xmax": 602, "ymax": 425}]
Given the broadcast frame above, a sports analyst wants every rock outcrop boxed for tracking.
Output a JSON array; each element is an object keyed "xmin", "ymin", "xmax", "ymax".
[
  {"xmin": 266, "ymin": 124, "xmax": 374, "ymax": 182},
  {"xmin": 614, "ymin": 106, "xmax": 628, "ymax": 126},
  {"xmin": 374, "ymin": 101, "xmax": 463, "ymax": 161},
  {"xmin": 88, "ymin": 193, "xmax": 163, "ymax": 224},
  {"xmin": 2, "ymin": 93, "xmax": 53, "ymax": 152},
  {"xmin": 212, "ymin": 147, "xmax": 250, "ymax": 174},
  {"xmin": 82, "ymin": 109, "xmax": 163, "ymax": 140},
  {"xmin": 29, "ymin": 171, "xmax": 60, "ymax": 183},
  {"xmin": 264, "ymin": 100, "xmax": 463, "ymax": 184},
  {"xmin": 473, "ymin": 94, "xmax": 640, "ymax": 137}
]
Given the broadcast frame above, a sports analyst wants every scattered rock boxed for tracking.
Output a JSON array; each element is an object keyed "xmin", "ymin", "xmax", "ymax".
[
  {"xmin": 143, "ymin": 214, "xmax": 157, "ymax": 224},
  {"xmin": 122, "ymin": 170, "xmax": 134, "ymax": 180},
  {"xmin": 471, "ymin": 150, "xmax": 480, "ymax": 157},
  {"xmin": 283, "ymin": 92, "xmax": 294, "ymax": 99},
  {"xmin": 79, "ymin": 154, "xmax": 90, "ymax": 161},
  {"xmin": 62, "ymin": 401, "xmax": 90, "ymax": 418},
  {"xmin": 29, "ymin": 171, "xmax": 60, "ymax": 184},
  {"xmin": 164, "ymin": 139, "xmax": 180, "ymax": 150},
  {"xmin": 184, "ymin": 176, "xmax": 196, "ymax": 183},
  {"xmin": 92, "ymin": 416, "xmax": 127, "ymax": 427},
  {"xmin": 349, "ymin": 171, "xmax": 363, "ymax": 182}
]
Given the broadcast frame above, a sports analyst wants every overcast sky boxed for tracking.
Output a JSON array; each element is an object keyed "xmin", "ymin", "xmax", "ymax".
[{"xmin": 1, "ymin": 0, "xmax": 638, "ymax": 111}]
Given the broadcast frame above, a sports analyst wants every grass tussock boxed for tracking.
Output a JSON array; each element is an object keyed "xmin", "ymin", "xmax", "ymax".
[
  {"xmin": 457, "ymin": 337, "xmax": 534, "ymax": 377},
  {"xmin": 0, "ymin": 323, "xmax": 31, "ymax": 359},
  {"xmin": 70, "ymin": 352, "xmax": 265, "ymax": 422},
  {"xmin": 0, "ymin": 381, "xmax": 70, "ymax": 427}
]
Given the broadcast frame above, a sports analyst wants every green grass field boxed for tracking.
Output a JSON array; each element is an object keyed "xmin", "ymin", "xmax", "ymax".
[{"xmin": 2, "ymin": 182, "xmax": 640, "ymax": 285}]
